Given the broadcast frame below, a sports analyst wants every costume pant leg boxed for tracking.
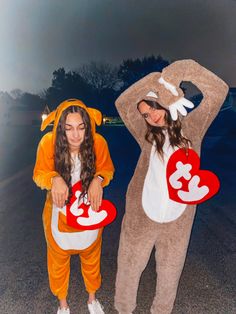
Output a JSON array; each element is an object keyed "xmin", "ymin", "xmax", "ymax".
[
  {"xmin": 47, "ymin": 245, "xmax": 71, "ymax": 300},
  {"xmin": 151, "ymin": 208, "xmax": 195, "ymax": 314},
  {"xmin": 79, "ymin": 229, "xmax": 103, "ymax": 293},
  {"xmin": 115, "ymin": 217, "xmax": 157, "ymax": 314}
]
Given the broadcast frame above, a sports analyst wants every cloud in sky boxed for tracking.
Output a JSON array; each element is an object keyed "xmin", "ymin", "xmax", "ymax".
[{"xmin": 0, "ymin": 0, "xmax": 235, "ymax": 92}]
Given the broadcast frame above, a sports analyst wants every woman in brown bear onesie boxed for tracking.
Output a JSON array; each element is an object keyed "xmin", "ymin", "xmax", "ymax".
[{"xmin": 114, "ymin": 59, "xmax": 228, "ymax": 314}]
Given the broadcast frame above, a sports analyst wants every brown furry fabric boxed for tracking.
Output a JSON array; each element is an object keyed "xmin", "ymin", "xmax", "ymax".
[{"xmin": 114, "ymin": 60, "xmax": 228, "ymax": 314}]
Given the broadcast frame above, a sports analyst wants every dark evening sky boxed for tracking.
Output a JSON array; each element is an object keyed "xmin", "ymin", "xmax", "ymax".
[{"xmin": 0, "ymin": 0, "xmax": 235, "ymax": 93}]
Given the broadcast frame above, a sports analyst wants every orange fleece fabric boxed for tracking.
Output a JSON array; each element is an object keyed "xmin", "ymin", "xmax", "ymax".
[{"xmin": 33, "ymin": 99, "xmax": 115, "ymax": 298}]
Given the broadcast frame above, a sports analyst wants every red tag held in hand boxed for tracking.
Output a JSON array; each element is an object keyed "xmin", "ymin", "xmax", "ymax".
[{"xmin": 66, "ymin": 181, "xmax": 117, "ymax": 230}]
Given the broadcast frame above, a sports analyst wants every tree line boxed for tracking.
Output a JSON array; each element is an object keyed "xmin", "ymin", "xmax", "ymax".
[{"xmin": 0, "ymin": 55, "xmax": 169, "ymax": 116}]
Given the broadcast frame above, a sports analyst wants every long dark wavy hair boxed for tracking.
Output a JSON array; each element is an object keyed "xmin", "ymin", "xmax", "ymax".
[
  {"xmin": 138, "ymin": 100, "xmax": 191, "ymax": 158},
  {"xmin": 55, "ymin": 105, "xmax": 96, "ymax": 201}
]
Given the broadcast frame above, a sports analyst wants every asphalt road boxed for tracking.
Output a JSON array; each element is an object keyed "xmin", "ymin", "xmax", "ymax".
[
  {"xmin": 0, "ymin": 123, "xmax": 236, "ymax": 314},
  {"xmin": 0, "ymin": 170, "xmax": 235, "ymax": 313}
]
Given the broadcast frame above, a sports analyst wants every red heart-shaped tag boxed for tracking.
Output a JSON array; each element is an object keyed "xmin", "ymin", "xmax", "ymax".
[
  {"xmin": 166, "ymin": 148, "xmax": 220, "ymax": 204},
  {"xmin": 66, "ymin": 181, "xmax": 117, "ymax": 230}
]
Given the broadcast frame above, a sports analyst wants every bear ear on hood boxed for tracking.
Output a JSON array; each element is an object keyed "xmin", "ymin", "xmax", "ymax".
[
  {"xmin": 40, "ymin": 100, "xmax": 103, "ymax": 134},
  {"xmin": 87, "ymin": 107, "xmax": 102, "ymax": 126},
  {"xmin": 40, "ymin": 110, "xmax": 56, "ymax": 131}
]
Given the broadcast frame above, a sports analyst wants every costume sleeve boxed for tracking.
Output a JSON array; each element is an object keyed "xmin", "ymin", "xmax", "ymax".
[
  {"xmin": 161, "ymin": 59, "xmax": 229, "ymax": 138},
  {"xmin": 94, "ymin": 133, "xmax": 115, "ymax": 187},
  {"xmin": 33, "ymin": 132, "xmax": 59, "ymax": 190},
  {"xmin": 115, "ymin": 73, "xmax": 160, "ymax": 146}
]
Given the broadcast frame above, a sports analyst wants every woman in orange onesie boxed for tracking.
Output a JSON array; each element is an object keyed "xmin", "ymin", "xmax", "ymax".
[{"xmin": 33, "ymin": 99, "xmax": 114, "ymax": 314}]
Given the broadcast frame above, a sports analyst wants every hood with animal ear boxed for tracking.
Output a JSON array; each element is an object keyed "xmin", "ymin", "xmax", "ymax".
[
  {"xmin": 120, "ymin": 71, "xmax": 185, "ymax": 113},
  {"xmin": 40, "ymin": 98, "xmax": 102, "ymax": 144},
  {"xmin": 117, "ymin": 60, "xmax": 221, "ymax": 121}
]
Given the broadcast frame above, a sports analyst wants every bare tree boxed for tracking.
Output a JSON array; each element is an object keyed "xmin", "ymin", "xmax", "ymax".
[{"xmin": 79, "ymin": 61, "xmax": 120, "ymax": 91}]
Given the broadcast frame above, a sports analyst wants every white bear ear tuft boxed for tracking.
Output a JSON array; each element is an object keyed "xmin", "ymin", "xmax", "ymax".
[{"xmin": 146, "ymin": 91, "xmax": 159, "ymax": 98}]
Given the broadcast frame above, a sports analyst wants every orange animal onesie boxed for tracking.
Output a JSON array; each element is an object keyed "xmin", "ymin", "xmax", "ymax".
[{"xmin": 33, "ymin": 99, "xmax": 114, "ymax": 300}]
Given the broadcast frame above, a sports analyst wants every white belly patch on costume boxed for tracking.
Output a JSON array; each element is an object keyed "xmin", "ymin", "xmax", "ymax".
[
  {"xmin": 142, "ymin": 140, "xmax": 187, "ymax": 223},
  {"xmin": 51, "ymin": 205, "xmax": 99, "ymax": 250},
  {"xmin": 50, "ymin": 155, "xmax": 98, "ymax": 250}
]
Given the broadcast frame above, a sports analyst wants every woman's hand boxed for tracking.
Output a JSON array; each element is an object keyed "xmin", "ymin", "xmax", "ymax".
[
  {"xmin": 51, "ymin": 176, "xmax": 69, "ymax": 208},
  {"xmin": 87, "ymin": 177, "xmax": 103, "ymax": 212}
]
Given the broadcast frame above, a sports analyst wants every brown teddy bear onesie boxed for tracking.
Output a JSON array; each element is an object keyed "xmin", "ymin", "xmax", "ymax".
[{"xmin": 114, "ymin": 60, "xmax": 228, "ymax": 314}]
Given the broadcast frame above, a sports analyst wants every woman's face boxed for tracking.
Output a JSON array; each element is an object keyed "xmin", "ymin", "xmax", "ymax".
[
  {"xmin": 138, "ymin": 101, "xmax": 166, "ymax": 127},
  {"xmin": 65, "ymin": 112, "xmax": 86, "ymax": 153}
]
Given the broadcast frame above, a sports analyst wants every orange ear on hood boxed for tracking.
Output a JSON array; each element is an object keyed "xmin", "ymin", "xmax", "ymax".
[
  {"xmin": 40, "ymin": 100, "xmax": 103, "ymax": 136},
  {"xmin": 40, "ymin": 110, "xmax": 56, "ymax": 131},
  {"xmin": 87, "ymin": 107, "xmax": 102, "ymax": 126}
]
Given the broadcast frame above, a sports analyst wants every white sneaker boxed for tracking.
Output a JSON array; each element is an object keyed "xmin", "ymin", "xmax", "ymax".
[
  {"xmin": 87, "ymin": 299, "xmax": 105, "ymax": 314},
  {"xmin": 57, "ymin": 307, "xmax": 70, "ymax": 314}
]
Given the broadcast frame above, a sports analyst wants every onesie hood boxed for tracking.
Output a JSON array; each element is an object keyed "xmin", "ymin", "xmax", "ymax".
[
  {"xmin": 121, "ymin": 71, "xmax": 185, "ymax": 112},
  {"xmin": 40, "ymin": 98, "xmax": 102, "ymax": 144},
  {"xmin": 136, "ymin": 73, "xmax": 187, "ymax": 122}
]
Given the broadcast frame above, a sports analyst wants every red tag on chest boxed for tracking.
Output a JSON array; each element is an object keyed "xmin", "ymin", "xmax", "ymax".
[{"xmin": 166, "ymin": 148, "xmax": 220, "ymax": 204}]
